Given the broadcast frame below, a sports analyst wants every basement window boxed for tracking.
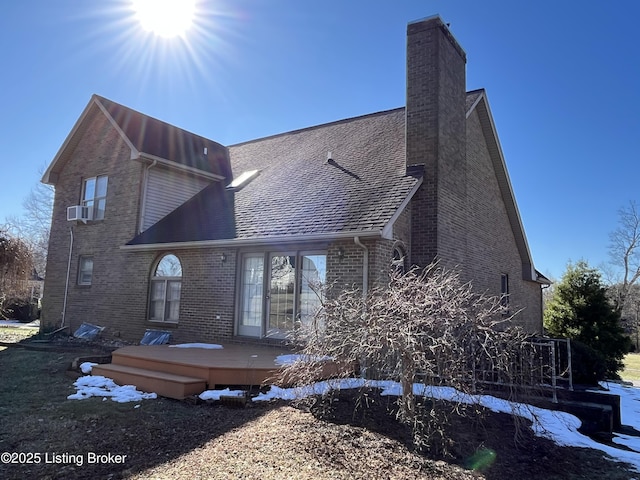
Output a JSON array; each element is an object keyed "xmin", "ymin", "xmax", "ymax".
[{"xmin": 226, "ymin": 170, "xmax": 260, "ymax": 191}]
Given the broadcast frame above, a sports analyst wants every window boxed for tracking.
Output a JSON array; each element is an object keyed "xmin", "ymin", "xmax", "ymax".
[
  {"xmin": 238, "ymin": 251, "xmax": 326, "ymax": 338},
  {"xmin": 78, "ymin": 256, "xmax": 93, "ymax": 285},
  {"xmin": 82, "ymin": 175, "xmax": 108, "ymax": 220},
  {"xmin": 149, "ymin": 254, "xmax": 182, "ymax": 323},
  {"xmin": 391, "ymin": 244, "xmax": 407, "ymax": 274},
  {"xmin": 500, "ymin": 273, "xmax": 510, "ymax": 315}
]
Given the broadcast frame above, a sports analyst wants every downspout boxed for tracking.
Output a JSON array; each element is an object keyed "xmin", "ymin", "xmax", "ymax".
[
  {"xmin": 138, "ymin": 159, "xmax": 157, "ymax": 233},
  {"xmin": 354, "ymin": 236, "xmax": 369, "ymax": 298},
  {"xmin": 61, "ymin": 226, "xmax": 74, "ymax": 328}
]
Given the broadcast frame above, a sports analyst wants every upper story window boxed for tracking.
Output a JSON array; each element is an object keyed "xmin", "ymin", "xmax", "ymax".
[
  {"xmin": 83, "ymin": 175, "xmax": 108, "ymax": 220},
  {"xmin": 149, "ymin": 254, "xmax": 182, "ymax": 323}
]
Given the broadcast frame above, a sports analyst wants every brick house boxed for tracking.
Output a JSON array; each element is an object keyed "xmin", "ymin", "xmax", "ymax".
[{"xmin": 41, "ymin": 16, "xmax": 549, "ymax": 344}]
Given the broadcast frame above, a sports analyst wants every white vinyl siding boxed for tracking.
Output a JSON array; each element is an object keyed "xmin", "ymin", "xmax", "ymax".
[{"xmin": 142, "ymin": 168, "xmax": 210, "ymax": 231}]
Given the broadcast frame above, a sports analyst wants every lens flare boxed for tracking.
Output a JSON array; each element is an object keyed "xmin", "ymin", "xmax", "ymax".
[
  {"xmin": 465, "ymin": 447, "xmax": 497, "ymax": 471},
  {"xmin": 132, "ymin": 0, "xmax": 196, "ymax": 38}
]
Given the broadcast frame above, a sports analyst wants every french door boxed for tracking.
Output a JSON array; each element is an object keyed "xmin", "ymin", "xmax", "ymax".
[{"xmin": 237, "ymin": 251, "xmax": 326, "ymax": 338}]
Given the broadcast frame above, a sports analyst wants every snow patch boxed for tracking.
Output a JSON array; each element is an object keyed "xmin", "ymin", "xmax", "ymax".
[
  {"xmin": 80, "ymin": 362, "xmax": 98, "ymax": 374},
  {"xmin": 199, "ymin": 388, "xmax": 246, "ymax": 401},
  {"xmin": 274, "ymin": 354, "xmax": 334, "ymax": 366},
  {"xmin": 169, "ymin": 343, "xmax": 223, "ymax": 349},
  {"xmin": 68, "ymin": 375, "xmax": 157, "ymax": 403}
]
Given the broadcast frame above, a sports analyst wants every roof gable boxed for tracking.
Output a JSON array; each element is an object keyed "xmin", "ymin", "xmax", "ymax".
[
  {"xmin": 96, "ymin": 96, "xmax": 230, "ymax": 177},
  {"xmin": 466, "ymin": 89, "xmax": 537, "ymax": 281},
  {"xmin": 42, "ymin": 95, "xmax": 232, "ymax": 185}
]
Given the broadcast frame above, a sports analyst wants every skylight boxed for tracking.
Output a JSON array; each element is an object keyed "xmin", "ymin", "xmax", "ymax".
[{"xmin": 226, "ymin": 170, "xmax": 260, "ymax": 191}]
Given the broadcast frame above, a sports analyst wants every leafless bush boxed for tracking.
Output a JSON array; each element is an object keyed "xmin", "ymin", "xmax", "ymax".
[
  {"xmin": 0, "ymin": 230, "xmax": 34, "ymax": 317},
  {"xmin": 279, "ymin": 264, "xmax": 545, "ymax": 454}
]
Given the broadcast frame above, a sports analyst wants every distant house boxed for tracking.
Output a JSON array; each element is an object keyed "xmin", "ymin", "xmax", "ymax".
[{"xmin": 41, "ymin": 15, "xmax": 549, "ymax": 344}]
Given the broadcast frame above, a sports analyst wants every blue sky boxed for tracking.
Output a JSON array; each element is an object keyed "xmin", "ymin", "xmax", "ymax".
[{"xmin": 1, "ymin": 0, "xmax": 638, "ymax": 281}]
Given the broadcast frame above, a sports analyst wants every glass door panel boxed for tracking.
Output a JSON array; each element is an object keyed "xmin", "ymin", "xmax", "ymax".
[
  {"xmin": 238, "ymin": 255, "xmax": 264, "ymax": 337},
  {"xmin": 299, "ymin": 254, "xmax": 326, "ymax": 330},
  {"xmin": 267, "ymin": 254, "xmax": 296, "ymax": 338}
]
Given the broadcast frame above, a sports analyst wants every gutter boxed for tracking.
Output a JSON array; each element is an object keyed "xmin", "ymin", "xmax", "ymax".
[
  {"xmin": 120, "ymin": 230, "xmax": 382, "ymax": 252},
  {"xmin": 61, "ymin": 226, "xmax": 73, "ymax": 328},
  {"xmin": 354, "ymin": 236, "xmax": 369, "ymax": 298},
  {"xmin": 136, "ymin": 153, "xmax": 224, "ymax": 181}
]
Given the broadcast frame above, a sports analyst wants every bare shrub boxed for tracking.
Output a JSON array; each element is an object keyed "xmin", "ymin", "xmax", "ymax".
[
  {"xmin": 279, "ymin": 264, "xmax": 544, "ymax": 455},
  {"xmin": 0, "ymin": 230, "xmax": 34, "ymax": 318}
]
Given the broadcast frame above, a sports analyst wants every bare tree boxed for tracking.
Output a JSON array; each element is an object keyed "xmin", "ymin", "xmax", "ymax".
[
  {"xmin": 278, "ymin": 264, "xmax": 543, "ymax": 454},
  {"xmin": 0, "ymin": 229, "xmax": 33, "ymax": 316},
  {"xmin": 3, "ymin": 171, "xmax": 54, "ymax": 277},
  {"xmin": 608, "ymin": 201, "xmax": 640, "ymax": 313}
]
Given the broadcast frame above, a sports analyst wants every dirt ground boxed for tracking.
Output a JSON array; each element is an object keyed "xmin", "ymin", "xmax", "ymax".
[{"xmin": 0, "ymin": 328, "xmax": 636, "ymax": 479}]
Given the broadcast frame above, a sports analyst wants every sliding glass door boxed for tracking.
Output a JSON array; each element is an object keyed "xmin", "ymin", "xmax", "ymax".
[
  {"xmin": 237, "ymin": 251, "xmax": 326, "ymax": 339},
  {"xmin": 268, "ymin": 254, "xmax": 296, "ymax": 338},
  {"xmin": 237, "ymin": 254, "xmax": 264, "ymax": 337}
]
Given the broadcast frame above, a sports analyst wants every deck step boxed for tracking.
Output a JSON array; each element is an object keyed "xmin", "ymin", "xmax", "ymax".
[{"xmin": 92, "ymin": 364, "xmax": 207, "ymax": 400}]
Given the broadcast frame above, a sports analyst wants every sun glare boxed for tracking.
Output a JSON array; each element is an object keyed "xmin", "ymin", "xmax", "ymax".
[{"xmin": 132, "ymin": 0, "xmax": 196, "ymax": 38}]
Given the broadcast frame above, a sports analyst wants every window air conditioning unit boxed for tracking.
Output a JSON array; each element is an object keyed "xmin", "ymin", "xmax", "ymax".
[{"xmin": 67, "ymin": 205, "xmax": 93, "ymax": 223}]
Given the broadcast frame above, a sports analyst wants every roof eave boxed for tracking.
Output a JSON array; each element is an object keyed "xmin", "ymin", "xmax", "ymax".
[
  {"xmin": 41, "ymin": 95, "xmax": 140, "ymax": 185},
  {"xmin": 136, "ymin": 152, "xmax": 225, "ymax": 181},
  {"xmin": 381, "ymin": 175, "xmax": 424, "ymax": 239},
  {"xmin": 469, "ymin": 91, "xmax": 537, "ymax": 281},
  {"xmin": 121, "ymin": 230, "xmax": 382, "ymax": 252}
]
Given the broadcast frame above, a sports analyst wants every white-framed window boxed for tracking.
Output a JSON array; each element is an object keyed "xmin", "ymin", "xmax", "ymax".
[
  {"xmin": 149, "ymin": 254, "xmax": 182, "ymax": 323},
  {"xmin": 82, "ymin": 175, "xmax": 108, "ymax": 220},
  {"xmin": 78, "ymin": 256, "xmax": 94, "ymax": 285},
  {"xmin": 237, "ymin": 251, "xmax": 326, "ymax": 338}
]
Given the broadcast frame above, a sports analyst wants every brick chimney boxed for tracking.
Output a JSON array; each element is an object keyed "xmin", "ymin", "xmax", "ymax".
[{"xmin": 406, "ymin": 15, "xmax": 468, "ymax": 270}]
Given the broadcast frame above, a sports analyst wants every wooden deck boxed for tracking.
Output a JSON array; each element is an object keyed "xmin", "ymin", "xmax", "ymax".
[{"xmin": 91, "ymin": 344, "xmax": 292, "ymax": 400}]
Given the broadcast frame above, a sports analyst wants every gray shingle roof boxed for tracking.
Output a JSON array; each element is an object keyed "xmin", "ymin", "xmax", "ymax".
[
  {"xmin": 229, "ymin": 108, "xmax": 416, "ymax": 238},
  {"xmin": 128, "ymin": 91, "xmax": 482, "ymax": 246},
  {"xmin": 128, "ymin": 108, "xmax": 420, "ymax": 245},
  {"xmin": 96, "ymin": 96, "xmax": 231, "ymax": 178}
]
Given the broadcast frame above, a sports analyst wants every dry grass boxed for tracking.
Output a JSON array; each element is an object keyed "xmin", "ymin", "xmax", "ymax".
[
  {"xmin": 622, "ymin": 353, "xmax": 640, "ymax": 381},
  {"xmin": 0, "ymin": 326, "xmax": 37, "ymax": 349}
]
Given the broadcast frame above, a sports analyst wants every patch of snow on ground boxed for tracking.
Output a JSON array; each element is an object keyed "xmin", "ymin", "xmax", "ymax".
[
  {"xmin": 255, "ymin": 378, "xmax": 640, "ymax": 472},
  {"xmin": 199, "ymin": 388, "xmax": 245, "ymax": 401},
  {"xmin": 274, "ymin": 354, "xmax": 335, "ymax": 366},
  {"xmin": 80, "ymin": 362, "xmax": 98, "ymax": 374},
  {"xmin": 68, "ymin": 375, "xmax": 157, "ymax": 403},
  {"xmin": 590, "ymin": 382, "xmax": 640, "ymax": 453},
  {"xmin": 169, "ymin": 343, "xmax": 223, "ymax": 349}
]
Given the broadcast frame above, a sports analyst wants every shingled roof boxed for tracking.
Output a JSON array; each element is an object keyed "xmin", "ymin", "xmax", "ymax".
[
  {"xmin": 42, "ymin": 95, "xmax": 232, "ymax": 185},
  {"xmin": 127, "ymin": 107, "xmax": 421, "ymax": 246},
  {"xmin": 95, "ymin": 96, "xmax": 231, "ymax": 178},
  {"xmin": 125, "ymin": 88, "xmax": 514, "ymax": 248}
]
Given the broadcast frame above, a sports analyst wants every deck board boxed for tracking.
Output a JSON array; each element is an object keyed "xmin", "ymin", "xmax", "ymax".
[{"xmin": 108, "ymin": 343, "xmax": 292, "ymax": 391}]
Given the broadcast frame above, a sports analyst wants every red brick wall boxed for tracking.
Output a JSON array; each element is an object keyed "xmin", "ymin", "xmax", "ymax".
[
  {"xmin": 465, "ymin": 109, "xmax": 542, "ymax": 332},
  {"xmin": 42, "ymin": 108, "xmax": 148, "ymax": 339},
  {"xmin": 406, "ymin": 18, "xmax": 467, "ymax": 270},
  {"xmin": 404, "ymin": 17, "xmax": 542, "ymax": 333}
]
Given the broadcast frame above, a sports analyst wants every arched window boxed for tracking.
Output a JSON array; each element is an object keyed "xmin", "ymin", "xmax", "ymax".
[
  {"xmin": 391, "ymin": 243, "xmax": 407, "ymax": 275},
  {"xmin": 149, "ymin": 254, "xmax": 182, "ymax": 322}
]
